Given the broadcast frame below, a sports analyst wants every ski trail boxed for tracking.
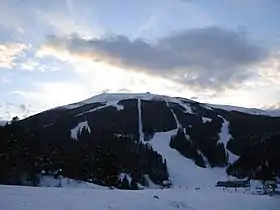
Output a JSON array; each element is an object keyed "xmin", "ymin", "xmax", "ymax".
[
  {"xmin": 197, "ymin": 149, "xmax": 209, "ymax": 168},
  {"xmin": 218, "ymin": 116, "xmax": 239, "ymax": 164},
  {"xmin": 166, "ymin": 101, "xmax": 180, "ymax": 128},
  {"xmin": 149, "ymin": 130, "xmax": 227, "ymax": 188},
  {"xmin": 138, "ymin": 99, "xmax": 144, "ymax": 142}
]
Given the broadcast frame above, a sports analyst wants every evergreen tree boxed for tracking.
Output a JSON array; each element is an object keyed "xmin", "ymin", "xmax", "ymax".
[
  {"xmin": 130, "ymin": 178, "xmax": 138, "ymax": 190},
  {"xmin": 120, "ymin": 175, "xmax": 130, "ymax": 189}
]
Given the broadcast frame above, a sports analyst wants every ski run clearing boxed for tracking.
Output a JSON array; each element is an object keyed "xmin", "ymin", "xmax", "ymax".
[
  {"xmin": 1, "ymin": 185, "xmax": 279, "ymax": 210},
  {"xmin": 149, "ymin": 130, "xmax": 228, "ymax": 188},
  {"xmin": 218, "ymin": 117, "xmax": 239, "ymax": 164},
  {"xmin": 70, "ymin": 121, "xmax": 91, "ymax": 140}
]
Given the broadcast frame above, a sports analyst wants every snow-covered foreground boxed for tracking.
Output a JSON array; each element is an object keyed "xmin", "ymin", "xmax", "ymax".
[{"xmin": 1, "ymin": 185, "xmax": 279, "ymax": 210}]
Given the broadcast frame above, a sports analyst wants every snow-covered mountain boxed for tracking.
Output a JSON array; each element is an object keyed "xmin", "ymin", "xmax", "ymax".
[
  {"xmin": 61, "ymin": 92, "xmax": 280, "ymax": 117},
  {"xmin": 3, "ymin": 92, "xmax": 280, "ymax": 189},
  {"xmin": 206, "ymin": 103, "xmax": 280, "ymax": 117}
]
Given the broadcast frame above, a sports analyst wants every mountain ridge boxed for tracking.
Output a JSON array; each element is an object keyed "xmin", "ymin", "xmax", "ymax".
[{"xmin": 60, "ymin": 92, "xmax": 280, "ymax": 117}]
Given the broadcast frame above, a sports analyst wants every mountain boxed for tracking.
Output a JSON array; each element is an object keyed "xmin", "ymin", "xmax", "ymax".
[{"xmin": 1, "ymin": 92, "xmax": 280, "ymax": 188}]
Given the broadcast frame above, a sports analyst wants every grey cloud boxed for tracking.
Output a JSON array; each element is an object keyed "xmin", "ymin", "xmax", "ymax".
[
  {"xmin": 116, "ymin": 88, "xmax": 132, "ymax": 93},
  {"xmin": 19, "ymin": 104, "xmax": 27, "ymax": 112},
  {"xmin": 190, "ymin": 96, "xmax": 198, "ymax": 100},
  {"xmin": 45, "ymin": 26, "xmax": 267, "ymax": 90}
]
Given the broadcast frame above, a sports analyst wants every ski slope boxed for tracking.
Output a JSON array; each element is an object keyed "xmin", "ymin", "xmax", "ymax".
[
  {"xmin": 149, "ymin": 130, "xmax": 229, "ymax": 188},
  {"xmin": 166, "ymin": 102, "xmax": 181, "ymax": 128},
  {"xmin": 218, "ymin": 117, "xmax": 239, "ymax": 164},
  {"xmin": 1, "ymin": 185, "xmax": 279, "ymax": 210},
  {"xmin": 138, "ymin": 99, "xmax": 144, "ymax": 142},
  {"xmin": 70, "ymin": 120, "xmax": 91, "ymax": 140}
]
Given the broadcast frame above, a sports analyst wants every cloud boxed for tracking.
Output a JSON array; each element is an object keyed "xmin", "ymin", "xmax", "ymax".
[
  {"xmin": 39, "ymin": 27, "xmax": 266, "ymax": 90},
  {"xmin": 19, "ymin": 104, "xmax": 27, "ymax": 112},
  {"xmin": 0, "ymin": 102, "xmax": 32, "ymax": 120},
  {"xmin": 18, "ymin": 58, "xmax": 63, "ymax": 72},
  {"xmin": 255, "ymin": 50, "xmax": 280, "ymax": 85},
  {"xmin": 36, "ymin": 7, "xmax": 102, "ymax": 39},
  {"xmin": 0, "ymin": 42, "xmax": 62, "ymax": 72},
  {"xmin": 0, "ymin": 43, "xmax": 28, "ymax": 69},
  {"xmin": 18, "ymin": 59, "xmax": 40, "ymax": 71}
]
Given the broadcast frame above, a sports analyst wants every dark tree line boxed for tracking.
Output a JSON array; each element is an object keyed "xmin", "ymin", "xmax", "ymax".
[
  {"xmin": 168, "ymin": 102, "xmax": 228, "ymax": 168},
  {"xmin": 170, "ymin": 122, "xmax": 228, "ymax": 168},
  {"xmin": 141, "ymin": 100, "xmax": 177, "ymax": 135},
  {"xmin": 0, "ymin": 119, "xmax": 169, "ymax": 189},
  {"xmin": 186, "ymin": 117, "xmax": 227, "ymax": 167},
  {"xmin": 0, "ymin": 118, "xmax": 40, "ymax": 185},
  {"xmin": 170, "ymin": 128, "xmax": 205, "ymax": 167},
  {"xmin": 226, "ymin": 133, "xmax": 280, "ymax": 180},
  {"xmin": 222, "ymin": 111, "xmax": 280, "ymax": 181}
]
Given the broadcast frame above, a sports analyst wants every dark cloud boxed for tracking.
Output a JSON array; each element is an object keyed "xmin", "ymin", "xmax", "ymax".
[{"xmin": 44, "ymin": 26, "xmax": 267, "ymax": 90}]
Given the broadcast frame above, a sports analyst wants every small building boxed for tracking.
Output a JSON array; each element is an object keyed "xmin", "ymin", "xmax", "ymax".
[
  {"xmin": 162, "ymin": 180, "xmax": 172, "ymax": 188},
  {"xmin": 216, "ymin": 180, "xmax": 249, "ymax": 188},
  {"xmin": 264, "ymin": 180, "xmax": 277, "ymax": 193}
]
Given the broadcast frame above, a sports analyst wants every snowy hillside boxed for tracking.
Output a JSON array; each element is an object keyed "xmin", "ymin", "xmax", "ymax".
[
  {"xmin": 63, "ymin": 92, "xmax": 280, "ymax": 117},
  {"xmin": 1, "ymin": 185, "xmax": 279, "ymax": 210},
  {"xmin": 149, "ymin": 130, "xmax": 228, "ymax": 188},
  {"xmin": 63, "ymin": 92, "xmax": 194, "ymax": 113},
  {"xmin": 208, "ymin": 103, "xmax": 280, "ymax": 117}
]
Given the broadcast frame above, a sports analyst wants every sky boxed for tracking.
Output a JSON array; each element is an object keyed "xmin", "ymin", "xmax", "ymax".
[{"xmin": 1, "ymin": 0, "xmax": 280, "ymax": 120}]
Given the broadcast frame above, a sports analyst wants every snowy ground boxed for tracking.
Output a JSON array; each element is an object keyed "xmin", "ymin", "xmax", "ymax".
[{"xmin": 1, "ymin": 185, "xmax": 279, "ymax": 210}]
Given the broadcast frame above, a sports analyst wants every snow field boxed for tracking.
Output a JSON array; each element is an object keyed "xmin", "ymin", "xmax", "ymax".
[{"xmin": 1, "ymin": 185, "xmax": 279, "ymax": 210}]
